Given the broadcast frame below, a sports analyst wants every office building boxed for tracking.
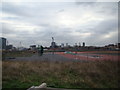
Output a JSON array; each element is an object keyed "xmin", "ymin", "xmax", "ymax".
[
  {"xmin": 0, "ymin": 37, "xmax": 6, "ymax": 50},
  {"xmin": 83, "ymin": 42, "xmax": 85, "ymax": 47}
]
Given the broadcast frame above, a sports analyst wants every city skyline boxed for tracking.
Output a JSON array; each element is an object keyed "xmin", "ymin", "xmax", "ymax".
[
  {"xmin": 1, "ymin": 1, "xmax": 119, "ymax": 47},
  {"xmin": 1, "ymin": 37, "xmax": 119, "ymax": 49}
]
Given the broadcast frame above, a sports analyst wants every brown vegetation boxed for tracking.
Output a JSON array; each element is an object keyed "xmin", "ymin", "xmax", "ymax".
[{"xmin": 2, "ymin": 60, "xmax": 119, "ymax": 88}]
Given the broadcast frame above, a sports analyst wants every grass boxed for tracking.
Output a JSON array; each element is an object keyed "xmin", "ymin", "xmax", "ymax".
[
  {"xmin": 2, "ymin": 51, "xmax": 34, "ymax": 59},
  {"xmin": 2, "ymin": 60, "xmax": 119, "ymax": 89}
]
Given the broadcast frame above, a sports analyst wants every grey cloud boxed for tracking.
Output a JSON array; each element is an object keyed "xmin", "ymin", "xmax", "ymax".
[
  {"xmin": 94, "ymin": 19, "xmax": 117, "ymax": 34},
  {"xmin": 75, "ymin": 28, "xmax": 94, "ymax": 33},
  {"xmin": 2, "ymin": 24, "xmax": 16, "ymax": 34},
  {"xmin": 58, "ymin": 9, "xmax": 65, "ymax": 12},
  {"xmin": 95, "ymin": 2, "xmax": 118, "ymax": 15},
  {"xmin": 33, "ymin": 25, "xmax": 75, "ymax": 45},
  {"xmin": 2, "ymin": 2, "xmax": 33, "ymax": 17},
  {"xmin": 2, "ymin": 2, "xmax": 118, "ymax": 47},
  {"xmin": 75, "ymin": 18, "xmax": 117, "ymax": 35},
  {"xmin": 75, "ymin": 2, "xmax": 96, "ymax": 6}
]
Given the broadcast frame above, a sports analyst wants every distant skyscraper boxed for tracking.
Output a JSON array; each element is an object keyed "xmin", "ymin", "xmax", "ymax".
[
  {"xmin": 0, "ymin": 37, "xmax": 6, "ymax": 50},
  {"xmin": 83, "ymin": 42, "xmax": 85, "ymax": 47},
  {"xmin": 61, "ymin": 43, "xmax": 64, "ymax": 47},
  {"xmin": 66, "ymin": 43, "xmax": 68, "ymax": 47},
  {"xmin": 79, "ymin": 42, "xmax": 81, "ymax": 47},
  {"xmin": 75, "ymin": 43, "xmax": 77, "ymax": 46}
]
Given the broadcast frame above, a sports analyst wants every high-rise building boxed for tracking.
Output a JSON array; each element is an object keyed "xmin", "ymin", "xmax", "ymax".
[
  {"xmin": 0, "ymin": 37, "xmax": 6, "ymax": 50},
  {"xmin": 79, "ymin": 42, "xmax": 81, "ymax": 47},
  {"xmin": 83, "ymin": 42, "xmax": 85, "ymax": 47},
  {"xmin": 75, "ymin": 43, "xmax": 77, "ymax": 47},
  {"xmin": 117, "ymin": 43, "xmax": 120, "ymax": 48},
  {"xmin": 66, "ymin": 43, "xmax": 68, "ymax": 47},
  {"xmin": 61, "ymin": 43, "xmax": 64, "ymax": 47}
]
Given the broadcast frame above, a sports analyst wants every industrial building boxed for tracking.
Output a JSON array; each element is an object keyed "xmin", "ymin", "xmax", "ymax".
[
  {"xmin": 50, "ymin": 37, "xmax": 57, "ymax": 48},
  {"xmin": 6, "ymin": 45, "xmax": 13, "ymax": 50},
  {"xmin": 30, "ymin": 45, "xmax": 36, "ymax": 51}
]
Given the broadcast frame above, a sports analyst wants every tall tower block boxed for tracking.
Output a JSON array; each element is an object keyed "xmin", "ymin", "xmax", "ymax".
[{"xmin": 83, "ymin": 42, "xmax": 85, "ymax": 47}]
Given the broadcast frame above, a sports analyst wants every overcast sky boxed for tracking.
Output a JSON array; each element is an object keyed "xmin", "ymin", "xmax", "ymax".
[{"xmin": 1, "ymin": 0, "xmax": 119, "ymax": 48}]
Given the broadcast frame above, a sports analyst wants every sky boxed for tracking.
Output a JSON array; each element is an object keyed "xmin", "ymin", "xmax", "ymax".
[{"xmin": 1, "ymin": 0, "xmax": 119, "ymax": 48}]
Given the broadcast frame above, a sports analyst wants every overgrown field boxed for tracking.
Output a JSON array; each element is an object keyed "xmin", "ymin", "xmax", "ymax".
[
  {"xmin": 2, "ymin": 51, "xmax": 34, "ymax": 59},
  {"xmin": 2, "ymin": 60, "xmax": 119, "ymax": 89}
]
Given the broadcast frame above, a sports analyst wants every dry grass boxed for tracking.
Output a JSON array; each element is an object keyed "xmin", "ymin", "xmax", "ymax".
[
  {"xmin": 3, "ymin": 51, "xmax": 34, "ymax": 58},
  {"xmin": 2, "ymin": 60, "xmax": 119, "ymax": 88}
]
